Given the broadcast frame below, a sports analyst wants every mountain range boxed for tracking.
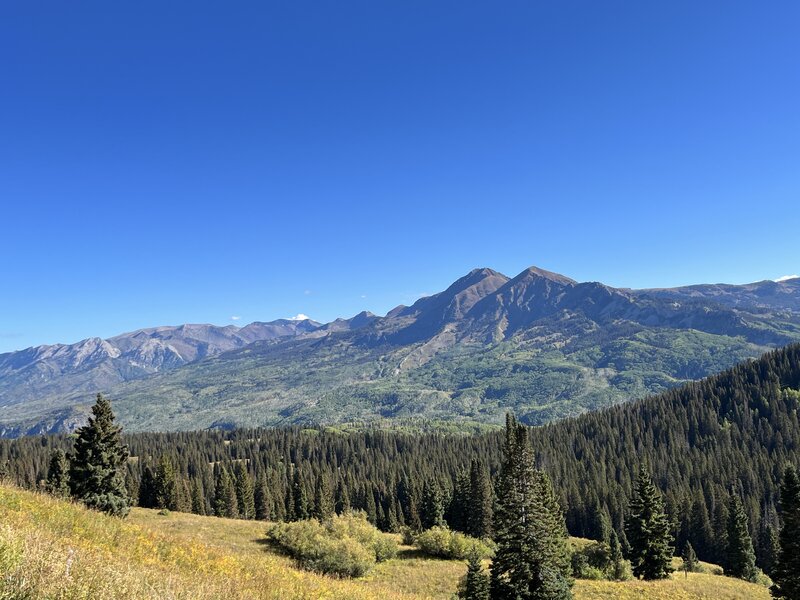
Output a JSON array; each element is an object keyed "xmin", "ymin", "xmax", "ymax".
[{"xmin": 1, "ymin": 267, "xmax": 799, "ymax": 437}]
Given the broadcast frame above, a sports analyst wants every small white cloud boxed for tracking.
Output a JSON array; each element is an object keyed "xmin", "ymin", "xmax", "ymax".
[
  {"xmin": 304, "ymin": 290, "xmax": 311, "ymax": 295},
  {"xmin": 230, "ymin": 315, "xmax": 241, "ymax": 321},
  {"xmin": 775, "ymin": 275, "xmax": 799, "ymax": 282},
  {"xmin": 289, "ymin": 313, "xmax": 312, "ymax": 321},
  {"xmin": 360, "ymin": 294, "xmax": 367, "ymax": 299}
]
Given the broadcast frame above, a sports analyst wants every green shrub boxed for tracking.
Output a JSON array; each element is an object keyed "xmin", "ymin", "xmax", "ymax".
[
  {"xmin": 572, "ymin": 541, "xmax": 632, "ymax": 581},
  {"xmin": 267, "ymin": 511, "xmax": 396, "ymax": 577},
  {"xmin": 414, "ymin": 526, "xmax": 493, "ymax": 560}
]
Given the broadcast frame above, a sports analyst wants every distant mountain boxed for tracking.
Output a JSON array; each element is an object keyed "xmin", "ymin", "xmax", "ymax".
[
  {"xmin": 0, "ymin": 319, "xmax": 320, "ymax": 436},
  {"xmin": 2, "ymin": 267, "xmax": 800, "ymax": 437}
]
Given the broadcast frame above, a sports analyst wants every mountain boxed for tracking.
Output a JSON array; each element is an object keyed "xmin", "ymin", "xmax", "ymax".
[
  {"xmin": 2, "ymin": 267, "xmax": 800, "ymax": 436},
  {"xmin": 0, "ymin": 318, "xmax": 321, "ymax": 436}
]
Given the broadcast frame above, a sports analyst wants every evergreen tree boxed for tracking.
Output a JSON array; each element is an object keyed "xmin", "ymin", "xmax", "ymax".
[
  {"xmin": 625, "ymin": 465, "xmax": 673, "ymax": 580},
  {"xmin": 364, "ymin": 483, "xmax": 377, "ymax": 524},
  {"xmin": 312, "ymin": 473, "xmax": 334, "ymax": 521},
  {"xmin": 757, "ymin": 522, "xmax": 779, "ymax": 577},
  {"xmin": 725, "ymin": 492, "xmax": 758, "ymax": 582},
  {"xmin": 154, "ymin": 455, "xmax": 180, "ymax": 510},
  {"xmin": 609, "ymin": 530, "xmax": 629, "ymax": 581},
  {"xmin": 457, "ymin": 549, "xmax": 490, "ymax": 600},
  {"xmin": 255, "ymin": 473, "xmax": 272, "ymax": 521},
  {"xmin": 398, "ymin": 477, "xmax": 422, "ymax": 532},
  {"xmin": 772, "ymin": 464, "xmax": 800, "ymax": 599},
  {"xmin": 292, "ymin": 467, "xmax": 309, "ymax": 520},
  {"xmin": 191, "ymin": 478, "xmax": 207, "ymax": 515},
  {"xmin": 421, "ymin": 478, "xmax": 445, "ymax": 530},
  {"xmin": 138, "ymin": 465, "xmax": 157, "ymax": 508},
  {"xmin": 335, "ymin": 477, "xmax": 351, "ymax": 514},
  {"xmin": 449, "ymin": 469, "xmax": 470, "ymax": 532},
  {"xmin": 213, "ymin": 466, "xmax": 238, "ymax": 518},
  {"xmin": 681, "ymin": 541, "xmax": 698, "ymax": 575},
  {"xmin": 68, "ymin": 394, "xmax": 130, "ymax": 517},
  {"xmin": 234, "ymin": 463, "xmax": 255, "ymax": 520},
  {"xmin": 467, "ymin": 459, "xmax": 493, "ymax": 539},
  {"xmin": 45, "ymin": 449, "xmax": 70, "ymax": 498},
  {"xmin": 490, "ymin": 414, "xmax": 572, "ymax": 599}
]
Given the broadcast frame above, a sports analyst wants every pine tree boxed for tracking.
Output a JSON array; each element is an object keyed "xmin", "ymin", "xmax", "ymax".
[
  {"xmin": 154, "ymin": 455, "xmax": 180, "ymax": 510},
  {"xmin": 138, "ymin": 465, "xmax": 157, "ymax": 508},
  {"xmin": 458, "ymin": 549, "xmax": 490, "ymax": 600},
  {"xmin": 364, "ymin": 483, "xmax": 377, "ymax": 525},
  {"xmin": 757, "ymin": 522, "xmax": 779, "ymax": 577},
  {"xmin": 490, "ymin": 414, "xmax": 573, "ymax": 599},
  {"xmin": 213, "ymin": 466, "xmax": 238, "ymax": 518},
  {"xmin": 625, "ymin": 465, "xmax": 673, "ymax": 580},
  {"xmin": 255, "ymin": 473, "xmax": 272, "ymax": 521},
  {"xmin": 45, "ymin": 449, "xmax": 70, "ymax": 498},
  {"xmin": 772, "ymin": 464, "xmax": 800, "ymax": 599},
  {"xmin": 449, "ymin": 469, "xmax": 470, "ymax": 532},
  {"xmin": 335, "ymin": 477, "xmax": 351, "ymax": 514},
  {"xmin": 312, "ymin": 473, "xmax": 334, "ymax": 521},
  {"xmin": 191, "ymin": 478, "xmax": 206, "ymax": 515},
  {"xmin": 726, "ymin": 492, "xmax": 758, "ymax": 581},
  {"xmin": 68, "ymin": 394, "xmax": 130, "ymax": 517},
  {"xmin": 234, "ymin": 463, "xmax": 255, "ymax": 520},
  {"xmin": 609, "ymin": 530, "xmax": 629, "ymax": 581},
  {"xmin": 292, "ymin": 467, "xmax": 309, "ymax": 520},
  {"xmin": 467, "ymin": 459, "xmax": 493, "ymax": 539},
  {"xmin": 421, "ymin": 478, "xmax": 445, "ymax": 530},
  {"xmin": 681, "ymin": 541, "xmax": 698, "ymax": 576}
]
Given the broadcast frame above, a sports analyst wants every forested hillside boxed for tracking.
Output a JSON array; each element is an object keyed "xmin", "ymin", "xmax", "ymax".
[{"xmin": 2, "ymin": 344, "xmax": 799, "ymax": 575}]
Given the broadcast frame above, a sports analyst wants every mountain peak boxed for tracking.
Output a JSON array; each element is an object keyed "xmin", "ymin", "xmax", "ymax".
[{"xmin": 514, "ymin": 266, "xmax": 576, "ymax": 285}]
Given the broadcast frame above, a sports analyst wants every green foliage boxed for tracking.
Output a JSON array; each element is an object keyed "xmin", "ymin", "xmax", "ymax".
[
  {"xmin": 625, "ymin": 465, "xmax": 673, "ymax": 580},
  {"xmin": 457, "ymin": 550, "xmax": 490, "ymax": 600},
  {"xmin": 681, "ymin": 541, "xmax": 699, "ymax": 574},
  {"xmin": 234, "ymin": 463, "xmax": 255, "ymax": 520},
  {"xmin": 490, "ymin": 414, "xmax": 572, "ymax": 599},
  {"xmin": 267, "ymin": 511, "xmax": 397, "ymax": 577},
  {"xmin": 213, "ymin": 466, "xmax": 238, "ymax": 518},
  {"xmin": 772, "ymin": 464, "xmax": 800, "ymax": 599},
  {"xmin": 420, "ymin": 478, "xmax": 445, "ymax": 530},
  {"xmin": 45, "ymin": 449, "xmax": 70, "ymax": 498},
  {"xmin": 68, "ymin": 394, "xmax": 130, "ymax": 517},
  {"xmin": 413, "ymin": 526, "xmax": 493, "ymax": 560},
  {"xmin": 726, "ymin": 493, "xmax": 758, "ymax": 582},
  {"xmin": 571, "ymin": 540, "xmax": 632, "ymax": 582}
]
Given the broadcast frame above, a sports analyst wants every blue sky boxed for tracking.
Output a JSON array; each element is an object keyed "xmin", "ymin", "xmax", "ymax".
[{"xmin": 1, "ymin": 1, "xmax": 799, "ymax": 352}]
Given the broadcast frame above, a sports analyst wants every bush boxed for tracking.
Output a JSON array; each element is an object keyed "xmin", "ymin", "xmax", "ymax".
[
  {"xmin": 414, "ymin": 526, "xmax": 493, "ymax": 560},
  {"xmin": 267, "ymin": 511, "xmax": 397, "ymax": 577},
  {"xmin": 571, "ymin": 541, "xmax": 632, "ymax": 581}
]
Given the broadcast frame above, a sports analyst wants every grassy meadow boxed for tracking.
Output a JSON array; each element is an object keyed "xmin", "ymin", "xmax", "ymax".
[{"xmin": 0, "ymin": 484, "xmax": 771, "ymax": 600}]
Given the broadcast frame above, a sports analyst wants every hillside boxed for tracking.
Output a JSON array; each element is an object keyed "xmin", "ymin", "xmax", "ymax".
[
  {"xmin": 2, "ymin": 268, "xmax": 800, "ymax": 435},
  {"xmin": 0, "ymin": 484, "xmax": 771, "ymax": 600},
  {"xmin": 3, "ymin": 344, "xmax": 800, "ymax": 573}
]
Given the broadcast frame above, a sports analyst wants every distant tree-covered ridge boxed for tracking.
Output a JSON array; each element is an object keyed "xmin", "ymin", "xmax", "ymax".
[{"xmin": 2, "ymin": 344, "xmax": 800, "ymax": 577}]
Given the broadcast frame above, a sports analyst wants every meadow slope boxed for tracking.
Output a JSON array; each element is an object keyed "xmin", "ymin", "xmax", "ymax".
[{"xmin": 0, "ymin": 484, "xmax": 771, "ymax": 600}]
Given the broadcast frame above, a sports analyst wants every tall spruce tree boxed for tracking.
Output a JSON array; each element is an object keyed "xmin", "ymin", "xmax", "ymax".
[
  {"xmin": 772, "ymin": 464, "xmax": 800, "ymax": 600},
  {"xmin": 255, "ymin": 473, "xmax": 272, "ymax": 521},
  {"xmin": 45, "ymin": 448, "xmax": 70, "ymax": 498},
  {"xmin": 213, "ymin": 466, "xmax": 238, "ymax": 518},
  {"xmin": 490, "ymin": 414, "xmax": 572, "ymax": 600},
  {"xmin": 467, "ymin": 459, "xmax": 493, "ymax": 539},
  {"xmin": 625, "ymin": 465, "xmax": 673, "ymax": 580},
  {"xmin": 154, "ymin": 455, "xmax": 180, "ymax": 510},
  {"xmin": 292, "ymin": 467, "xmax": 309, "ymax": 520},
  {"xmin": 68, "ymin": 394, "xmax": 130, "ymax": 517},
  {"xmin": 312, "ymin": 473, "xmax": 334, "ymax": 521},
  {"xmin": 421, "ymin": 478, "xmax": 445, "ymax": 530},
  {"xmin": 725, "ymin": 492, "xmax": 758, "ymax": 582},
  {"xmin": 234, "ymin": 463, "xmax": 255, "ymax": 520}
]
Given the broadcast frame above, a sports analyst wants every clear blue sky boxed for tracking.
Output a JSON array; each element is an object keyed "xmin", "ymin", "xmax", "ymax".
[{"xmin": 2, "ymin": 1, "xmax": 799, "ymax": 353}]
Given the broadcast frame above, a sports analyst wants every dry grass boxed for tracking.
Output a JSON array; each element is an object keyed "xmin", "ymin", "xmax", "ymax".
[{"xmin": 0, "ymin": 484, "xmax": 774, "ymax": 600}]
